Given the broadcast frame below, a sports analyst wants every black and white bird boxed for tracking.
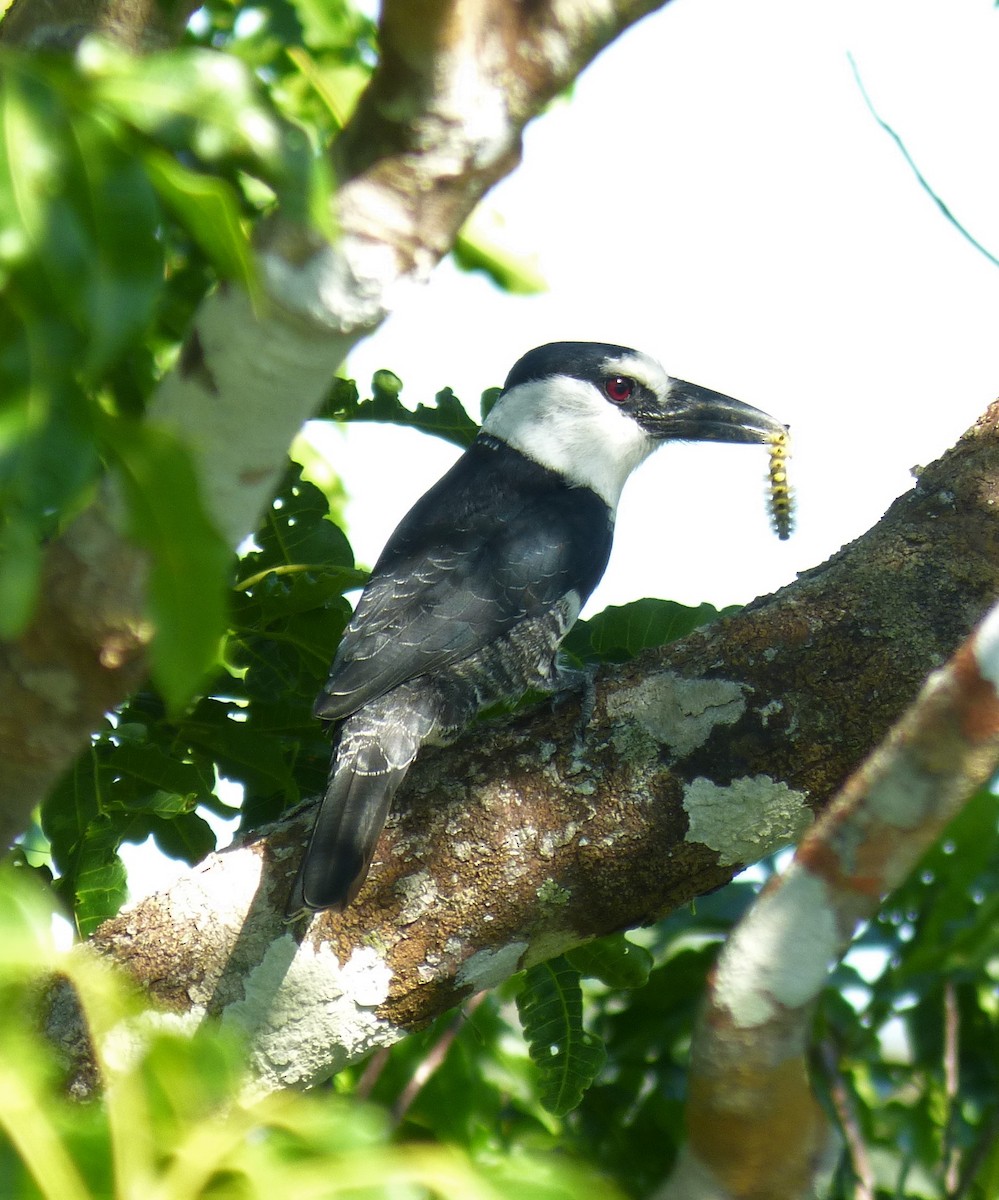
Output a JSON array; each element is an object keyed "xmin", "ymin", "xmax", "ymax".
[{"xmin": 289, "ymin": 341, "xmax": 788, "ymax": 914}]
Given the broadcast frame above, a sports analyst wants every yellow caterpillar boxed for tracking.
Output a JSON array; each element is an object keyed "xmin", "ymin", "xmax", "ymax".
[{"xmin": 767, "ymin": 430, "xmax": 794, "ymax": 540}]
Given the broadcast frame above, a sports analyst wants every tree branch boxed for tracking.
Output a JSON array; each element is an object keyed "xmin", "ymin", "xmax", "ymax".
[
  {"xmin": 656, "ymin": 594, "xmax": 999, "ymax": 1199},
  {"xmin": 73, "ymin": 400, "xmax": 999, "ymax": 1093},
  {"xmin": 0, "ymin": 0, "xmax": 672, "ymax": 847}
]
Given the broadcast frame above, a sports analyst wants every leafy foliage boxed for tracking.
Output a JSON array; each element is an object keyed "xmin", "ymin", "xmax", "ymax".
[
  {"xmin": 0, "ymin": 41, "xmax": 327, "ymax": 701},
  {"xmin": 814, "ymin": 788, "xmax": 999, "ymax": 1199},
  {"xmin": 0, "ymin": 869, "xmax": 613, "ymax": 1199},
  {"xmin": 2, "ymin": 0, "xmax": 998, "ymax": 1194},
  {"xmin": 564, "ymin": 597, "xmax": 736, "ymax": 663},
  {"xmin": 321, "ymin": 371, "xmax": 482, "ymax": 449},
  {"xmin": 516, "ymin": 957, "xmax": 608, "ymax": 1117},
  {"xmin": 36, "ymin": 462, "xmax": 363, "ymax": 933}
]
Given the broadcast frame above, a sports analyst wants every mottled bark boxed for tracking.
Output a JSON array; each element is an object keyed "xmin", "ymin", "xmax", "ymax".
[
  {"xmin": 657, "ymin": 599, "xmax": 999, "ymax": 1200},
  {"xmin": 82, "ymin": 402, "xmax": 999, "ymax": 1092}
]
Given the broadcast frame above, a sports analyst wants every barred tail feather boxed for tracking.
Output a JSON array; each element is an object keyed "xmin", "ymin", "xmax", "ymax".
[
  {"xmin": 288, "ymin": 691, "xmax": 435, "ymax": 916},
  {"xmin": 288, "ymin": 757, "xmax": 411, "ymax": 914}
]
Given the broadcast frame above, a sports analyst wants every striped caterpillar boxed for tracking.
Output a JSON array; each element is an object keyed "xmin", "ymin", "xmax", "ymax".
[{"xmin": 767, "ymin": 430, "xmax": 794, "ymax": 540}]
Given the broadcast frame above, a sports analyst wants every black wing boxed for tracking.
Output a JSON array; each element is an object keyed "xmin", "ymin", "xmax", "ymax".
[{"xmin": 315, "ymin": 439, "xmax": 613, "ymax": 720}]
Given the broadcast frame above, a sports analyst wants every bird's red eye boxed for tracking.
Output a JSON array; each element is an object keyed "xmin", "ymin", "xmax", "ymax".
[{"xmin": 605, "ymin": 376, "xmax": 634, "ymax": 403}]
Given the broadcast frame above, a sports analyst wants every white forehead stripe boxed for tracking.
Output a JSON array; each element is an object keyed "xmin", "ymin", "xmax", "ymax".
[
  {"xmin": 480, "ymin": 373, "xmax": 662, "ymax": 510},
  {"xmin": 602, "ymin": 352, "xmax": 670, "ymax": 397}
]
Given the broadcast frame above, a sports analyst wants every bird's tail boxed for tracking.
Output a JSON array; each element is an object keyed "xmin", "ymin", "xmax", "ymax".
[{"xmin": 287, "ymin": 696, "xmax": 433, "ymax": 915}]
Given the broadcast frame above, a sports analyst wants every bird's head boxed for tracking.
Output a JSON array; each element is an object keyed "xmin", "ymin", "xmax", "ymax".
[{"xmin": 480, "ymin": 341, "xmax": 788, "ymax": 509}]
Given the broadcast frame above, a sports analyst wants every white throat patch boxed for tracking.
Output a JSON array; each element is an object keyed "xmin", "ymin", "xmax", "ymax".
[{"xmin": 480, "ymin": 374, "xmax": 661, "ymax": 509}]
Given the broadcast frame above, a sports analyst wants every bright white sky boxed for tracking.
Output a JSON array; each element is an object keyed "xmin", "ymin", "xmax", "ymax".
[
  {"xmin": 315, "ymin": 0, "xmax": 999, "ymax": 615},
  {"xmin": 123, "ymin": 0, "xmax": 999, "ymax": 902}
]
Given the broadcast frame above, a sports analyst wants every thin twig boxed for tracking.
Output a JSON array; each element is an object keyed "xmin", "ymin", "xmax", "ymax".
[
  {"xmin": 954, "ymin": 1107, "xmax": 999, "ymax": 1200},
  {"xmin": 848, "ymin": 52, "xmax": 999, "ymax": 271},
  {"xmin": 392, "ymin": 992, "xmax": 487, "ymax": 1124},
  {"xmin": 818, "ymin": 1039, "xmax": 875, "ymax": 1200},
  {"xmin": 943, "ymin": 979, "xmax": 961, "ymax": 1196},
  {"xmin": 354, "ymin": 1046, "xmax": 391, "ymax": 1101}
]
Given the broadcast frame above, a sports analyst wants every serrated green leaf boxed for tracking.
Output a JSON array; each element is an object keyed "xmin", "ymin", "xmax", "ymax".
[
  {"xmin": 109, "ymin": 741, "xmax": 213, "ymax": 803},
  {"xmin": 181, "ymin": 698, "xmax": 299, "ymax": 792},
  {"xmin": 102, "ymin": 417, "xmax": 231, "ymax": 712},
  {"xmin": 325, "ymin": 374, "xmax": 479, "ymax": 449},
  {"xmin": 244, "ymin": 462, "xmax": 357, "ymax": 577},
  {"xmin": 235, "ymin": 566, "xmax": 364, "ymax": 617},
  {"xmin": 564, "ymin": 598, "xmax": 733, "ymax": 663},
  {"xmin": 565, "ymin": 935, "xmax": 653, "ymax": 990},
  {"xmin": 516, "ymin": 957, "xmax": 606, "ymax": 1116},
  {"xmin": 58, "ymin": 815, "xmax": 128, "ymax": 938},
  {"xmin": 143, "ymin": 148, "xmax": 258, "ymax": 298}
]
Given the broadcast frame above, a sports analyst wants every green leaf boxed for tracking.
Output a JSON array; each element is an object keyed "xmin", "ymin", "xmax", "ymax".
[
  {"xmin": 0, "ymin": 512, "xmax": 41, "ymax": 637},
  {"xmin": 148, "ymin": 811, "xmax": 217, "ymax": 865},
  {"xmin": 0, "ymin": 362, "xmax": 98, "ymax": 529},
  {"xmin": 564, "ymin": 598, "xmax": 733, "ymax": 663},
  {"xmin": 42, "ymin": 748, "xmax": 106, "ymax": 881},
  {"xmin": 0, "ymin": 59, "xmax": 162, "ymax": 376},
  {"xmin": 65, "ymin": 817, "xmax": 129, "ymax": 937},
  {"xmin": 516, "ymin": 957, "xmax": 606, "ymax": 1116},
  {"xmin": 243, "ymin": 461, "xmax": 357, "ymax": 578},
  {"xmin": 64, "ymin": 109, "xmax": 163, "ymax": 375},
  {"xmin": 110, "ymin": 741, "xmax": 213, "ymax": 804},
  {"xmin": 285, "ymin": 0, "xmax": 374, "ymax": 53},
  {"xmin": 143, "ymin": 149, "xmax": 258, "ymax": 298},
  {"xmin": 0, "ymin": 866, "xmax": 60, "ymax": 968},
  {"xmin": 566, "ymin": 935, "xmax": 653, "ymax": 990},
  {"xmin": 324, "ymin": 372, "xmax": 479, "ymax": 449},
  {"xmin": 83, "ymin": 42, "xmax": 317, "ymax": 221},
  {"xmin": 453, "ymin": 226, "xmax": 545, "ymax": 295},
  {"xmin": 181, "ymin": 698, "xmax": 299, "ymax": 794},
  {"xmin": 102, "ymin": 418, "xmax": 231, "ymax": 712}
]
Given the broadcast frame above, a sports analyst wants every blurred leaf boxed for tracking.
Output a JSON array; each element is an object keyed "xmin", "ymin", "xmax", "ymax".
[
  {"xmin": 454, "ymin": 222, "xmax": 546, "ymax": 295},
  {"xmin": 82, "ymin": 40, "xmax": 321, "ymax": 226},
  {"xmin": 0, "ymin": 871, "xmax": 614, "ymax": 1199},
  {"xmin": 285, "ymin": 46, "xmax": 369, "ymax": 129},
  {"xmin": 143, "ymin": 149, "xmax": 258, "ymax": 297},
  {"xmin": 0, "ymin": 867, "xmax": 60, "ymax": 968},
  {"xmin": 517, "ymin": 958, "xmax": 606, "ymax": 1117},
  {"xmin": 0, "ymin": 59, "xmax": 162, "ymax": 377},
  {"xmin": 102, "ymin": 417, "xmax": 231, "ymax": 712},
  {"xmin": 285, "ymin": 0, "xmax": 372, "ymax": 52},
  {"xmin": 0, "ymin": 512, "xmax": 42, "ymax": 637}
]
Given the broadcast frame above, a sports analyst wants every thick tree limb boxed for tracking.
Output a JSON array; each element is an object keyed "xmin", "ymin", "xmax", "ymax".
[
  {"xmin": 76, "ymin": 401, "xmax": 999, "ymax": 1092},
  {"xmin": 0, "ymin": 0, "xmax": 671, "ymax": 848},
  {"xmin": 656, "ymin": 599, "xmax": 999, "ymax": 1200}
]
